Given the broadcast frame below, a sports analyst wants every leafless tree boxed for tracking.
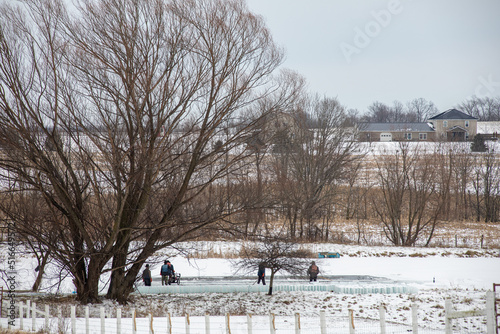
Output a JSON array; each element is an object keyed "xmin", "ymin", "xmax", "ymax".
[
  {"xmin": 391, "ymin": 100, "xmax": 406, "ymax": 122},
  {"xmin": 0, "ymin": 186, "xmax": 59, "ymax": 292},
  {"xmin": 457, "ymin": 96, "xmax": 500, "ymax": 121},
  {"xmin": 0, "ymin": 0, "xmax": 292, "ymax": 303},
  {"xmin": 449, "ymin": 143, "xmax": 474, "ymax": 221},
  {"xmin": 365, "ymin": 101, "xmax": 393, "ymax": 123},
  {"xmin": 341, "ymin": 160, "xmax": 372, "ymax": 244},
  {"xmin": 470, "ymin": 153, "xmax": 500, "ymax": 222},
  {"xmin": 363, "ymin": 98, "xmax": 438, "ymax": 123},
  {"xmin": 234, "ymin": 236, "xmax": 311, "ymax": 295},
  {"xmin": 343, "ymin": 108, "xmax": 361, "ymax": 127},
  {"xmin": 372, "ymin": 143, "xmax": 449, "ymax": 246},
  {"xmin": 239, "ymin": 71, "xmax": 305, "ymax": 236},
  {"xmin": 272, "ymin": 96, "xmax": 361, "ymax": 240},
  {"xmin": 406, "ymin": 98, "xmax": 438, "ymax": 122}
]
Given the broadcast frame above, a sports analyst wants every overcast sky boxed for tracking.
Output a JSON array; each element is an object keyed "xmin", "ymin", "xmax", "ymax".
[{"xmin": 246, "ymin": 0, "xmax": 500, "ymax": 114}]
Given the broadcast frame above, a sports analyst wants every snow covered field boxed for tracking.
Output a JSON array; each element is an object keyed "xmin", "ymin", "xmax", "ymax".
[{"xmin": 1, "ymin": 242, "xmax": 499, "ymax": 333}]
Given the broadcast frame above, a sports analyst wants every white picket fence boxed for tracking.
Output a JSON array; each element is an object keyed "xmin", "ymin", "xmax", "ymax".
[
  {"xmin": 1, "ymin": 291, "xmax": 497, "ymax": 333},
  {"xmin": 445, "ymin": 291, "xmax": 496, "ymax": 334}
]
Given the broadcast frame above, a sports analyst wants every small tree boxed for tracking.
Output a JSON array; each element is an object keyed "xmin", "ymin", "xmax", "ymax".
[
  {"xmin": 471, "ymin": 134, "xmax": 488, "ymax": 152},
  {"xmin": 234, "ymin": 237, "xmax": 311, "ymax": 295}
]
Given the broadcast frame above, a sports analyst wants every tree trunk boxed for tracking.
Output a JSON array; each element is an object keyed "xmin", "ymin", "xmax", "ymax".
[
  {"xmin": 252, "ymin": 153, "xmax": 263, "ymax": 235},
  {"xmin": 106, "ymin": 235, "xmax": 131, "ymax": 301},
  {"xmin": 107, "ymin": 271, "xmax": 138, "ymax": 304},
  {"xmin": 74, "ymin": 260, "xmax": 102, "ymax": 304},
  {"xmin": 32, "ymin": 250, "xmax": 50, "ymax": 292},
  {"xmin": 107, "ymin": 230, "xmax": 162, "ymax": 303},
  {"xmin": 267, "ymin": 271, "xmax": 275, "ymax": 295}
]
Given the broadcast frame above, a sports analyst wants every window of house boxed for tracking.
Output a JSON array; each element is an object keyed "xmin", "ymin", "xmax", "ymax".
[
  {"xmin": 443, "ymin": 121, "xmax": 448, "ymax": 128},
  {"xmin": 404, "ymin": 133, "xmax": 412, "ymax": 140},
  {"xmin": 419, "ymin": 133, "xmax": 427, "ymax": 140},
  {"xmin": 465, "ymin": 120, "xmax": 469, "ymax": 127}
]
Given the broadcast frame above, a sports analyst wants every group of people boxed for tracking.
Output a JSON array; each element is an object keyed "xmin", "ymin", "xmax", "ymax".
[
  {"xmin": 143, "ymin": 260, "xmax": 321, "ymax": 286},
  {"xmin": 142, "ymin": 260, "xmax": 175, "ymax": 286},
  {"xmin": 256, "ymin": 261, "xmax": 320, "ymax": 285}
]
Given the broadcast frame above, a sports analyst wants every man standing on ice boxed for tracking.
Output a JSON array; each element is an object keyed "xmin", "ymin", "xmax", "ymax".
[
  {"xmin": 142, "ymin": 264, "xmax": 152, "ymax": 286},
  {"xmin": 307, "ymin": 261, "xmax": 319, "ymax": 282},
  {"xmin": 257, "ymin": 262, "xmax": 266, "ymax": 285}
]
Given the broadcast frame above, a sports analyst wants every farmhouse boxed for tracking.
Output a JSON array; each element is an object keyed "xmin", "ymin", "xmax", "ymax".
[
  {"xmin": 427, "ymin": 108, "xmax": 477, "ymax": 141},
  {"xmin": 357, "ymin": 122, "xmax": 435, "ymax": 142},
  {"xmin": 358, "ymin": 108, "xmax": 478, "ymax": 142}
]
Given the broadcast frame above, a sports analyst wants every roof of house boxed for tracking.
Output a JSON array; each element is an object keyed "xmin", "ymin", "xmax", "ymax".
[
  {"xmin": 357, "ymin": 122, "xmax": 435, "ymax": 132},
  {"xmin": 428, "ymin": 109, "xmax": 477, "ymax": 120},
  {"xmin": 447, "ymin": 126, "xmax": 468, "ymax": 133}
]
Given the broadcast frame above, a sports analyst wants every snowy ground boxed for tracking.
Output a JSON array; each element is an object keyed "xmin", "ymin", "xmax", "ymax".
[{"xmin": 1, "ymin": 242, "xmax": 499, "ymax": 333}]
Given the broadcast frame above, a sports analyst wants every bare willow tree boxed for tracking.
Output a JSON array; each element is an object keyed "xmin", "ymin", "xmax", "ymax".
[
  {"xmin": 273, "ymin": 96, "xmax": 360, "ymax": 240},
  {"xmin": 0, "ymin": 0, "xmax": 294, "ymax": 303},
  {"xmin": 372, "ymin": 143, "xmax": 450, "ymax": 246}
]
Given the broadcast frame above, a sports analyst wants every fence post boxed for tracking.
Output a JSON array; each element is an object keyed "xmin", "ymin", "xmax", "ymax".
[
  {"xmin": 32, "ymin": 301, "xmax": 36, "ymax": 331},
  {"xmin": 320, "ymin": 310, "xmax": 326, "ymax": 334},
  {"xmin": 205, "ymin": 313, "xmax": 210, "ymax": 334},
  {"xmin": 149, "ymin": 313, "xmax": 154, "ymax": 334},
  {"xmin": 101, "ymin": 306, "xmax": 106, "ymax": 334},
  {"xmin": 85, "ymin": 306, "xmax": 89, "ymax": 334},
  {"xmin": 269, "ymin": 312, "xmax": 276, "ymax": 334},
  {"xmin": 247, "ymin": 313, "xmax": 253, "ymax": 334},
  {"xmin": 19, "ymin": 301, "xmax": 23, "ymax": 330},
  {"xmin": 117, "ymin": 308, "xmax": 122, "ymax": 334},
  {"xmin": 57, "ymin": 306, "xmax": 63, "ymax": 333},
  {"xmin": 444, "ymin": 298, "xmax": 452, "ymax": 334},
  {"xmin": 225, "ymin": 313, "xmax": 230, "ymax": 334},
  {"xmin": 27, "ymin": 300, "xmax": 31, "ymax": 320},
  {"xmin": 166, "ymin": 312, "xmax": 171, "ymax": 334},
  {"xmin": 486, "ymin": 291, "xmax": 496, "ymax": 334},
  {"xmin": 379, "ymin": 303, "xmax": 386, "ymax": 334},
  {"xmin": 185, "ymin": 313, "xmax": 191, "ymax": 334},
  {"xmin": 131, "ymin": 308, "xmax": 137, "ymax": 334},
  {"xmin": 71, "ymin": 305, "xmax": 76, "ymax": 334},
  {"xmin": 44, "ymin": 304, "xmax": 50, "ymax": 330},
  {"xmin": 411, "ymin": 302, "xmax": 418, "ymax": 334},
  {"xmin": 348, "ymin": 309, "xmax": 355, "ymax": 334},
  {"xmin": 294, "ymin": 313, "xmax": 301, "ymax": 334}
]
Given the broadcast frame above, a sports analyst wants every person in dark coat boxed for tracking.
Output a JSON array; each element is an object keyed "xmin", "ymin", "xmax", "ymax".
[
  {"xmin": 160, "ymin": 260, "xmax": 175, "ymax": 285},
  {"xmin": 307, "ymin": 261, "xmax": 319, "ymax": 282},
  {"xmin": 257, "ymin": 262, "xmax": 266, "ymax": 285},
  {"xmin": 142, "ymin": 264, "xmax": 152, "ymax": 286}
]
